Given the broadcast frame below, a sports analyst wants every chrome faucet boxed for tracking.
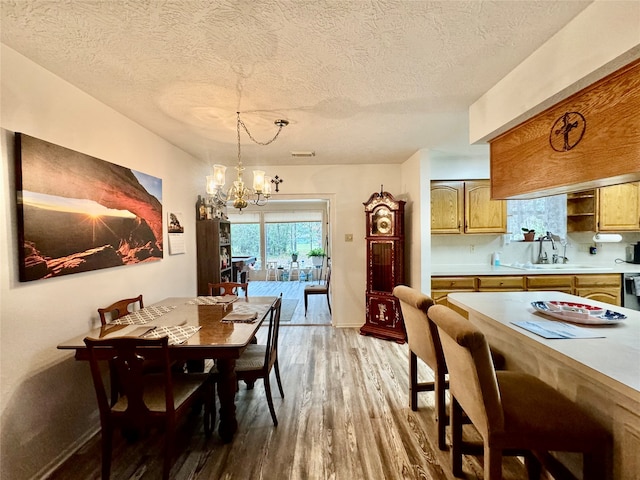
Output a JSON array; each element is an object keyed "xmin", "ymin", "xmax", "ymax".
[{"xmin": 537, "ymin": 231, "xmax": 557, "ymax": 264}]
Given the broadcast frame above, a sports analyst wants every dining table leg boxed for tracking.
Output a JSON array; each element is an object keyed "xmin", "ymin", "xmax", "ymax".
[{"xmin": 215, "ymin": 358, "xmax": 238, "ymax": 443}]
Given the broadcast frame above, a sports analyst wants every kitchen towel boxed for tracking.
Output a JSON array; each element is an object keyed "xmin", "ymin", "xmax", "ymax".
[{"xmin": 634, "ymin": 276, "xmax": 640, "ymax": 297}]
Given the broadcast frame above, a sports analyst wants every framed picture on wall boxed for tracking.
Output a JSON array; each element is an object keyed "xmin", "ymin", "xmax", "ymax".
[{"xmin": 15, "ymin": 133, "xmax": 163, "ymax": 282}]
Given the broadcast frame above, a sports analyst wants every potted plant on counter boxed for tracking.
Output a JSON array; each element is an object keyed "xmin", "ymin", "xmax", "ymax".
[
  {"xmin": 291, "ymin": 251, "xmax": 299, "ymax": 262},
  {"xmin": 308, "ymin": 248, "xmax": 326, "ymax": 266},
  {"xmin": 522, "ymin": 228, "xmax": 536, "ymax": 242}
]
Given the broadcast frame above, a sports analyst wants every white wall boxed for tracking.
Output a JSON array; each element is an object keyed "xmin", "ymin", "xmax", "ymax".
[
  {"xmin": 0, "ymin": 45, "xmax": 205, "ymax": 479},
  {"xmin": 470, "ymin": 0, "xmax": 640, "ymax": 143}
]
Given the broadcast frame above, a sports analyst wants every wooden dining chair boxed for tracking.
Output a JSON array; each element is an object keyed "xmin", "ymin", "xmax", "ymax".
[
  {"xmin": 97, "ymin": 295, "xmax": 146, "ymax": 406},
  {"xmin": 427, "ymin": 304, "xmax": 609, "ymax": 480},
  {"xmin": 392, "ymin": 285, "xmax": 449, "ymax": 449},
  {"xmin": 216, "ymin": 295, "xmax": 284, "ymax": 426},
  {"xmin": 84, "ymin": 336, "xmax": 215, "ymax": 480},
  {"xmin": 304, "ymin": 267, "xmax": 331, "ymax": 316},
  {"xmin": 97, "ymin": 295, "xmax": 144, "ymax": 325},
  {"xmin": 208, "ymin": 281, "xmax": 248, "ymax": 297}
]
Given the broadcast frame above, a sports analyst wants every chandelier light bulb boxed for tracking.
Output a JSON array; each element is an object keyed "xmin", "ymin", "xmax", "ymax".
[{"xmin": 253, "ymin": 170, "xmax": 266, "ymax": 193}]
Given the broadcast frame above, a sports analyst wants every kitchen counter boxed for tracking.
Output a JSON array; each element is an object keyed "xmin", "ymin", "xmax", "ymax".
[
  {"xmin": 431, "ymin": 263, "xmax": 640, "ymax": 276},
  {"xmin": 448, "ymin": 291, "xmax": 640, "ymax": 479}
]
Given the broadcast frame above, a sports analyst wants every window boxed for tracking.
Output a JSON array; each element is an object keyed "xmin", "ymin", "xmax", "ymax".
[
  {"xmin": 507, "ymin": 194, "xmax": 567, "ymax": 240},
  {"xmin": 227, "ymin": 204, "xmax": 326, "ymax": 270},
  {"xmin": 230, "ymin": 223, "xmax": 261, "ymax": 268}
]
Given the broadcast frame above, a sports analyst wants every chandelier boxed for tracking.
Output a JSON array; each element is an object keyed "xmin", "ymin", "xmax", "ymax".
[{"xmin": 206, "ymin": 112, "xmax": 288, "ymax": 212}]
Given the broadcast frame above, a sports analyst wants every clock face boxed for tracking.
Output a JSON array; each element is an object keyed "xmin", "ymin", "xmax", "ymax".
[{"xmin": 372, "ymin": 207, "xmax": 393, "ymax": 235}]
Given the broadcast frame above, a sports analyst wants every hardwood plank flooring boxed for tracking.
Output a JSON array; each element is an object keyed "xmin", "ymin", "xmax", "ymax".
[{"xmin": 47, "ymin": 284, "xmax": 529, "ymax": 480}]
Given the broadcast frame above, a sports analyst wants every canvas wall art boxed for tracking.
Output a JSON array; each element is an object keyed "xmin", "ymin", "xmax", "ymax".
[{"xmin": 15, "ymin": 133, "xmax": 163, "ymax": 282}]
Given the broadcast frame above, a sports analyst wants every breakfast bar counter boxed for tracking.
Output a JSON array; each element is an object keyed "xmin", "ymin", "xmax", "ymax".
[{"xmin": 448, "ymin": 291, "xmax": 640, "ymax": 480}]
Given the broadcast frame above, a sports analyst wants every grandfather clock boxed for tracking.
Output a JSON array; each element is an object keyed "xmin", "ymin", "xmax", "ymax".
[{"xmin": 360, "ymin": 188, "xmax": 406, "ymax": 343}]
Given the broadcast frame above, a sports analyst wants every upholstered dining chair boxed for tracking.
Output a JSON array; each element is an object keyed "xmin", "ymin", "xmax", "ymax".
[
  {"xmin": 215, "ymin": 295, "xmax": 284, "ymax": 426},
  {"xmin": 392, "ymin": 285, "xmax": 449, "ymax": 450},
  {"xmin": 427, "ymin": 304, "xmax": 609, "ymax": 480},
  {"xmin": 208, "ymin": 282, "xmax": 248, "ymax": 297},
  {"xmin": 304, "ymin": 267, "xmax": 331, "ymax": 316},
  {"xmin": 84, "ymin": 336, "xmax": 214, "ymax": 480},
  {"xmin": 98, "ymin": 295, "xmax": 143, "ymax": 326}
]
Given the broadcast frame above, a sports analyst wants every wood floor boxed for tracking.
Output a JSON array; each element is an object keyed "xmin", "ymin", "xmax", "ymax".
[{"xmin": 47, "ymin": 282, "xmax": 529, "ymax": 480}]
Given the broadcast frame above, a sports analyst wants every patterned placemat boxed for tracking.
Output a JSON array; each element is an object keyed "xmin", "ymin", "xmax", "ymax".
[
  {"xmin": 142, "ymin": 325, "xmax": 201, "ymax": 345},
  {"xmin": 222, "ymin": 311, "xmax": 259, "ymax": 323},
  {"xmin": 221, "ymin": 304, "xmax": 272, "ymax": 323},
  {"xmin": 109, "ymin": 305, "xmax": 177, "ymax": 325},
  {"xmin": 187, "ymin": 296, "xmax": 238, "ymax": 305}
]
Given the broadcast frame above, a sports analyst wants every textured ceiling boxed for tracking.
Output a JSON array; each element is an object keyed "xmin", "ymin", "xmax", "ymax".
[{"xmin": 1, "ymin": 0, "xmax": 593, "ymax": 168}]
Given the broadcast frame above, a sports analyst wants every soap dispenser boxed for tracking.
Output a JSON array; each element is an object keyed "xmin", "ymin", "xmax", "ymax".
[{"xmin": 493, "ymin": 251, "xmax": 501, "ymax": 266}]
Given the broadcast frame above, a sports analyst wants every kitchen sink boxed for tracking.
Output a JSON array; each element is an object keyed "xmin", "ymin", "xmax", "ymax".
[{"xmin": 502, "ymin": 263, "xmax": 613, "ymax": 271}]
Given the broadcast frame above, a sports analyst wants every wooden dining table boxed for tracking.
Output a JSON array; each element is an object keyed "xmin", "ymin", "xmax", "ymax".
[
  {"xmin": 57, "ymin": 295, "xmax": 277, "ymax": 443},
  {"xmin": 447, "ymin": 291, "xmax": 640, "ymax": 480}
]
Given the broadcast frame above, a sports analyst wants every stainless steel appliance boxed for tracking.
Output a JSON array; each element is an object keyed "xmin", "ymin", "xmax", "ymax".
[{"xmin": 623, "ymin": 273, "xmax": 640, "ymax": 311}]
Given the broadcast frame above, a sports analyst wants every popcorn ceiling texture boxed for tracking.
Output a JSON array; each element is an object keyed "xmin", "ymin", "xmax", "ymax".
[{"xmin": 0, "ymin": 0, "xmax": 591, "ymax": 166}]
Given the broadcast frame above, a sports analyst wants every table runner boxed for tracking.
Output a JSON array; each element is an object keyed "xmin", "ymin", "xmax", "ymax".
[
  {"xmin": 187, "ymin": 296, "xmax": 238, "ymax": 306},
  {"xmin": 142, "ymin": 325, "xmax": 201, "ymax": 345},
  {"xmin": 221, "ymin": 303, "xmax": 272, "ymax": 323},
  {"xmin": 109, "ymin": 305, "xmax": 177, "ymax": 325}
]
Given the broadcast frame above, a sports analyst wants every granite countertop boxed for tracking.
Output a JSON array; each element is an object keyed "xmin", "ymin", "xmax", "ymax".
[{"xmin": 431, "ymin": 263, "xmax": 640, "ymax": 276}]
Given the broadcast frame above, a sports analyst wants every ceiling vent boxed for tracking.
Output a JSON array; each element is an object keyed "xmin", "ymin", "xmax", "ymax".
[{"xmin": 290, "ymin": 151, "xmax": 316, "ymax": 158}]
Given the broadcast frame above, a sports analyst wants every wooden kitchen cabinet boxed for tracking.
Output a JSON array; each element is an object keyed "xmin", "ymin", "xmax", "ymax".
[
  {"xmin": 431, "ymin": 273, "xmax": 622, "ymax": 307},
  {"xmin": 574, "ymin": 274, "xmax": 621, "ymax": 306},
  {"xmin": 431, "ymin": 276, "xmax": 475, "ymax": 316},
  {"xmin": 526, "ymin": 275, "xmax": 573, "ymax": 294},
  {"xmin": 477, "ymin": 276, "xmax": 524, "ymax": 291},
  {"xmin": 567, "ymin": 182, "xmax": 640, "ymax": 232},
  {"xmin": 431, "ymin": 181, "xmax": 463, "ymax": 233},
  {"xmin": 598, "ymin": 182, "xmax": 640, "ymax": 231},
  {"xmin": 431, "ymin": 180, "xmax": 506, "ymax": 234}
]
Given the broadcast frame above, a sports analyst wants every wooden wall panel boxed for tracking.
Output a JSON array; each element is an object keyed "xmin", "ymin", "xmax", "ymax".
[{"xmin": 490, "ymin": 59, "xmax": 640, "ymax": 199}]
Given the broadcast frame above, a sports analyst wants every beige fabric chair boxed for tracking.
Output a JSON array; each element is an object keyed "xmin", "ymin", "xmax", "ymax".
[
  {"xmin": 427, "ymin": 304, "xmax": 609, "ymax": 480},
  {"xmin": 84, "ymin": 336, "xmax": 214, "ymax": 480},
  {"xmin": 304, "ymin": 267, "xmax": 331, "ymax": 316},
  {"xmin": 98, "ymin": 295, "xmax": 143, "ymax": 326},
  {"xmin": 392, "ymin": 285, "xmax": 448, "ymax": 449}
]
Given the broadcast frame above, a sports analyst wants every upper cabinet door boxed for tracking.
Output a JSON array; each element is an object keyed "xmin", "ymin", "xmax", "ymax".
[
  {"xmin": 431, "ymin": 181, "xmax": 464, "ymax": 233},
  {"xmin": 598, "ymin": 182, "xmax": 640, "ymax": 231},
  {"xmin": 464, "ymin": 180, "xmax": 507, "ymax": 234}
]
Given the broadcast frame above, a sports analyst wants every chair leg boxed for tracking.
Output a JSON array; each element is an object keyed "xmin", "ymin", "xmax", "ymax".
[
  {"xmin": 264, "ymin": 374, "xmax": 278, "ymax": 426},
  {"xmin": 273, "ymin": 357, "xmax": 285, "ymax": 398},
  {"xmin": 326, "ymin": 293, "xmax": 331, "ymax": 314},
  {"xmin": 583, "ymin": 452, "xmax": 605, "ymax": 480},
  {"xmin": 204, "ymin": 380, "xmax": 215, "ymax": 437},
  {"xmin": 163, "ymin": 421, "xmax": 175, "ymax": 480},
  {"xmin": 524, "ymin": 452, "xmax": 541, "ymax": 480},
  {"xmin": 409, "ymin": 351, "xmax": 419, "ymax": 411},
  {"xmin": 450, "ymin": 397, "xmax": 464, "ymax": 477},
  {"xmin": 435, "ymin": 369, "xmax": 447, "ymax": 451},
  {"xmin": 484, "ymin": 444, "xmax": 503, "ymax": 480},
  {"xmin": 304, "ymin": 293, "xmax": 309, "ymax": 316},
  {"xmin": 101, "ymin": 425, "xmax": 113, "ymax": 480}
]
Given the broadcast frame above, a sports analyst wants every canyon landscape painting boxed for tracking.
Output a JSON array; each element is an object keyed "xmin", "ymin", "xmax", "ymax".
[{"xmin": 15, "ymin": 133, "xmax": 163, "ymax": 282}]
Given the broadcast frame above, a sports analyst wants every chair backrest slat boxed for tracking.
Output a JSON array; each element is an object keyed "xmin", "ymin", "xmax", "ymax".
[
  {"xmin": 84, "ymin": 336, "xmax": 173, "ymax": 428},
  {"xmin": 97, "ymin": 295, "xmax": 144, "ymax": 325},
  {"xmin": 264, "ymin": 295, "xmax": 283, "ymax": 370}
]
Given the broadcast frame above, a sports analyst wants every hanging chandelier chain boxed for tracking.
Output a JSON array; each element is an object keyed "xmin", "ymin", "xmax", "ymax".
[{"xmin": 237, "ymin": 112, "xmax": 287, "ymax": 147}]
